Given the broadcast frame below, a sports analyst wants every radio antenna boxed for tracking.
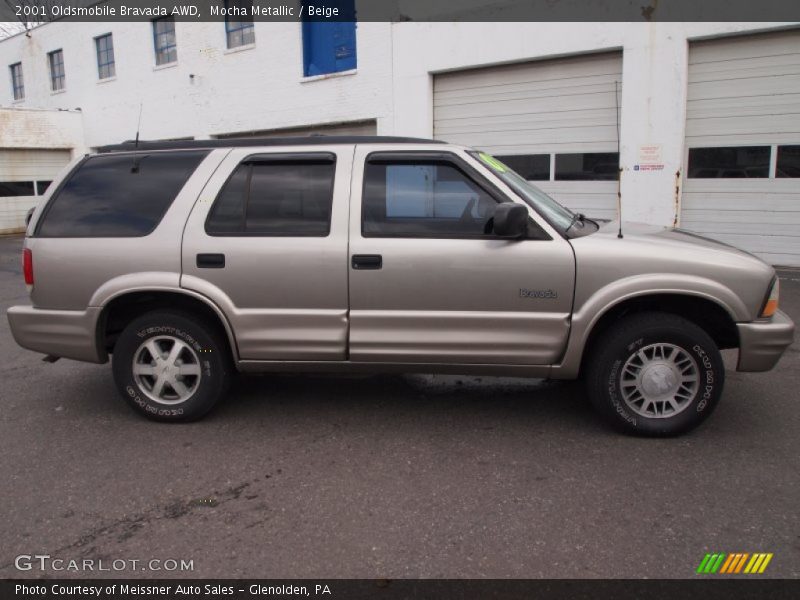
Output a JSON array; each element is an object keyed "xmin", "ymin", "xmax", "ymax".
[
  {"xmin": 131, "ymin": 103, "xmax": 144, "ymax": 173},
  {"xmin": 615, "ymin": 80, "xmax": 623, "ymax": 239}
]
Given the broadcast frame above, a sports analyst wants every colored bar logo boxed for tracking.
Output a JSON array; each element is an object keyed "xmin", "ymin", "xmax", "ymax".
[{"xmin": 696, "ymin": 553, "xmax": 773, "ymax": 574}]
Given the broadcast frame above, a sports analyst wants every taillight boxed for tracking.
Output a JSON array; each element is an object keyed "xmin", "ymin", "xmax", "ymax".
[
  {"xmin": 22, "ymin": 248, "xmax": 33, "ymax": 286},
  {"xmin": 760, "ymin": 278, "xmax": 779, "ymax": 318}
]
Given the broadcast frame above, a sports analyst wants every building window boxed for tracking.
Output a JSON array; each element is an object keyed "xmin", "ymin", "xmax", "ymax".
[
  {"xmin": 9, "ymin": 62, "xmax": 24, "ymax": 100},
  {"xmin": 688, "ymin": 146, "xmax": 770, "ymax": 179},
  {"xmin": 95, "ymin": 33, "xmax": 116, "ymax": 79},
  {"xmin": 152, "ymin": 17, "xmax": 177, "ymax": 66},
  {"xmin": 301, "ymin": 1, "xmax": 356, "ymax": 77},
  {"xmin": 224, "ymin": 0, "xmax": 255, "ymax": 48},
  {"xmin": 776, "ymin": 146, "xmax": 800, "ymax": 178},
  {"xmin": 554, "ymin": 153, "xmax": 619, "ymax": 181},
  {"xmin": 494, "ymin": 155, "xmax": 550, "ymax": 181},
  {"xmin": 47, "ymin": 49, "xmax": 65, "ymax": 91},
  {"xmin": 0, "ymin": 181, "xmax": 35, "ymax": 197},
  {"xmin": 36, "ymin": 181, "xmax": 53, "ymax": 195}
]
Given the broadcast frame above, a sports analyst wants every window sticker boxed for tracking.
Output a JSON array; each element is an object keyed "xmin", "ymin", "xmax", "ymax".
[{"xmin": 477, "ymin": 152, "xmax": 508, "ymax": 173}]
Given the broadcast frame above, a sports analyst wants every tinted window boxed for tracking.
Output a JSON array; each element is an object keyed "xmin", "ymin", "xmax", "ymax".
[
  {"xmin": 363, "ymin": 161, "xmax": 499, "ymax": 237},
  {"xmin": 688, "ymin": 146, "xmax": 770, "ymax": 178},
  {"xmin": 494, "ymin": 154, "xmax": 550, "ymax": 181},
  {"xmin": 777, "ymin": 145, "xmax": 800, "ymax": 178},
  {"xmin": 555, "ymin": 153, "xmax": 619, "ymax": 181},
  {"xmin": 37, "ymin": 150, "xmax": 208, "ymax": 237},
  {"xmin": 206, "ymin": 158, "xmax": 335, "ymax": 236},
  {"xmin": 0, "ymin": 181, "xmax": 34, "ymax": 197}
]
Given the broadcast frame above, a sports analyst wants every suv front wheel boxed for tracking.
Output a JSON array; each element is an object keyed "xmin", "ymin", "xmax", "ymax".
[
  {"xmin": 112, "ymin": 310, "xmax": 231, "ymax": 421},
  {"xmin": 586, "ymin": 312, "xmax": 725, "ymax": 436}
]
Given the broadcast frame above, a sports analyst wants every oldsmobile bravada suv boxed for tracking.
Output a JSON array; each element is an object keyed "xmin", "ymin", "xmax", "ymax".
[{"xmin": 8, "ymin": 136, "xmax": 795, "ymax": 435}]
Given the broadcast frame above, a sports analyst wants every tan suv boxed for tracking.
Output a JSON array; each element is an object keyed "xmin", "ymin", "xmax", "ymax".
[{"xmin": 7, "ymin": 137, "xmax": 795, "ymax": 435}]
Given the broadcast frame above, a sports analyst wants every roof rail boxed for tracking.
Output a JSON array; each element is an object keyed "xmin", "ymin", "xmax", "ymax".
[{"xmin": 97, "ymin": 135, "xmax": 446, "ymax": 153}]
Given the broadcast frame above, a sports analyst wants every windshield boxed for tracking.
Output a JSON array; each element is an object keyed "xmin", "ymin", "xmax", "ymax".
[{"xmin": 468, "ymin": 150, "xmax": 577, "ymax": 231}]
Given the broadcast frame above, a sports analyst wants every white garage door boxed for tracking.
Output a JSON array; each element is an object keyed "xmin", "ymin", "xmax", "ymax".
[
  {"xmin": 0, "ymin": 149, "xmax": 72, "ymax": 233},
  {"xmin": 682, "ymin": 30, "xmax": 800, "ymax": 266},
  {"xmin": 433, "ymin": 51, "xmax": 623, "ymax": 219}
]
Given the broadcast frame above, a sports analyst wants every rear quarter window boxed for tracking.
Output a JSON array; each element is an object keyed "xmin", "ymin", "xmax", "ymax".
[{"xmin": 36, "ymin": 150, "xmax": 209, "ymax": 237}]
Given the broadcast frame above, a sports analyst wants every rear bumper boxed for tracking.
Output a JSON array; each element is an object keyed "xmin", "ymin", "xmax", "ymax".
[
  {"xmin": 737, "ymin": 310, "xmax": 795, "ymax": 372},
  {"xmin": 7, "ymin": 305, "xmax": 106, "ymax": 363}
]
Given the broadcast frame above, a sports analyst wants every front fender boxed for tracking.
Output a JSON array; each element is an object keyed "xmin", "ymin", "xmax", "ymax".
[{"xmin": 551, "ymin": 273, "xmax": 746, "ymax": 379}]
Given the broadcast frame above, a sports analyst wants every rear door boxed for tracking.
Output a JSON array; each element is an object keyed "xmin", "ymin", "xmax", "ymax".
[
  {"xmin": 182, "ymin": 145, "xmax": 353, "ymax": 361},
  {"xmin": 347, "ymin": 146, "xmax": 575, "ymax": 365}
]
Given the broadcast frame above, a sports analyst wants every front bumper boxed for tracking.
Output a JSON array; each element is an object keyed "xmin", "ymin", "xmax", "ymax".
[
  {"xmin": 737, "ymin": 310, "xmax": 795, "ymax": 372},
  {"xmin": 7, "ymin": 305, "xmax": 106, "ymax": 363}
]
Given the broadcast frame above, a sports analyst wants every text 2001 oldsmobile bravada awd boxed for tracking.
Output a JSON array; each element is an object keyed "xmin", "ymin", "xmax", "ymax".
[{"xmin": 7, "ymin": 137, "xmax": 795, "ymax": 435}]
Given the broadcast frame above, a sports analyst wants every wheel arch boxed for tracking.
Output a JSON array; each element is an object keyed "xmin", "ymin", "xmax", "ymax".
[
  {"xmin": 577, "ymin": 292, "xmax": 739, "ymax": 377},
  {"xmin": 96, "ymin": 288, "xmax": 239, "ymax": 364}
]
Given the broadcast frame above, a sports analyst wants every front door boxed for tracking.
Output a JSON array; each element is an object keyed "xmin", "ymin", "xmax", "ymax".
[{"xmin": 347, "ymin": 147, "xmax": 575, "ymax": 365}]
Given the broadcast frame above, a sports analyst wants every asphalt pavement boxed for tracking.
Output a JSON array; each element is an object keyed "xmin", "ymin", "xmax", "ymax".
[{"xmin": 0, "ymin": 233, "xmax": 797, "ymax": 579}]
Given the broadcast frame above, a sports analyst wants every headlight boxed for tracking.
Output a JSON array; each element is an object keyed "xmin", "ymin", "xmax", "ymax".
[{"xmin": 760, "ymin": 278, "xmax": 779, "ymax": 318}]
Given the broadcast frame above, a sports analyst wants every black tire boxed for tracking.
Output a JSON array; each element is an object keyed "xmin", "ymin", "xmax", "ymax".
[
  {"xmin": 112, "ymin": 310, "xmax": 231, "ymax": 422},
  {"xmin": 585, "ymin": 311, "xmax": 724, "ymax": 436}
]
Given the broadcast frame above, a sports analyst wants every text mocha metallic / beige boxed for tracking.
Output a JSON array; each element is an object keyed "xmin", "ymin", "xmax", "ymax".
[{"xmin": 7, "ymin": 137, "xmax": 795, "ymax": 435}]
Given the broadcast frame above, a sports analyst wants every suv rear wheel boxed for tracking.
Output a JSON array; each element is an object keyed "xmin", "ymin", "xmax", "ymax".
[
  {"xmin": 586, "ymin": 312, "xmax": 724, "ymax": 436},
  {"xmin": 112, "ymin": 310, "xmax": 231, "ymax": 421}
]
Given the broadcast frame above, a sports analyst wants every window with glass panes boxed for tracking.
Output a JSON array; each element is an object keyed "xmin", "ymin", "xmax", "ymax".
[{"xmin": 95, "ymin": 34, "xmax": 115, "ymax": 79}]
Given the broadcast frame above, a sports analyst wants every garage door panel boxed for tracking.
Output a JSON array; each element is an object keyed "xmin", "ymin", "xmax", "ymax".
[
  {"xmin": 690, "ymin": 30, "xmax": 800, "ymax": 64},
  {"xmin": 434, "ymin": 55, "xmax": 621, "ymax": 92},
  {"xmin": 435, "ymin": 79, "xmax": 619, "ymax": 105},
  {"xmin": 682, "ymin": 179, "xmax": 797, "ymax": 194},
  {"xmin": 687, "ymin": 113, "xmax": 800, "ymax": 138},
  {"xmin": 441, "ymin": 126, "xmax": 619, "ymax": 148},
  {"xmin": 435, "ymin": 108, "xmax": 617, "ymax": 134},
  {"xmin": 688, "ymin": 63, "xmax": 800, "ymax": 84},
  {"xmin": 687, "ymin": 74, "xmax": 800, "ymax": 102},
  {"xmin": 683, "ymin": 195, "xmax": 800, "ymax": 212},
  {"xmin": 0, "ymin": 149, "xmax": 72, "ymax": 180},
  {"xmin": 687, "ymin": 96, "xmax": 800, "ymax": 119},
  {"xmin": 469, "ymin": 140, "xmax": 619, "ymax": 155},
  {"xmin": 435, "ymin": 92, "xmax": 617, "ymax": 121},
  {"xmin": 689, "ymin": 52, "xmax": 800, "ymax": 76}
]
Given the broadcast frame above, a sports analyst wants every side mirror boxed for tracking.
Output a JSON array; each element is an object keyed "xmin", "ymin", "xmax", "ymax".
[
  {"xmin": 492, "ymin": 203, "xmax": 528, "ymax": 238},
  {"xmin": 25, "ymin": 207, "xmax": 35, "ymax": 226}
]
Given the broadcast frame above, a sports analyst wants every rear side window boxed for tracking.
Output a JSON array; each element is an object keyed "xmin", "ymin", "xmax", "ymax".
[
  {"xmin": 37, "ymin": 150, "xmax": 208, "ymax": 237},
  {"xmin": 206, "ymin": 156, "xmax": 336, "ymax": 236}
]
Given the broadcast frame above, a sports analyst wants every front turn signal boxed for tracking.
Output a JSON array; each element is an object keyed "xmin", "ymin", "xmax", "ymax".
[{"xmin": 761, "ymin": 278, "xmax": 779, "ymax": 318}]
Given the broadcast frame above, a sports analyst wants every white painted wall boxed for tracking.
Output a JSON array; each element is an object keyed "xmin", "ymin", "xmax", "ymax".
[
  {"xmin": 0, "ymin": 21, "xmax": 394, "ymax": 146},
  {"xmin": 1, "ymin": 20, "xmax": 797, "ymax": 230}
]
